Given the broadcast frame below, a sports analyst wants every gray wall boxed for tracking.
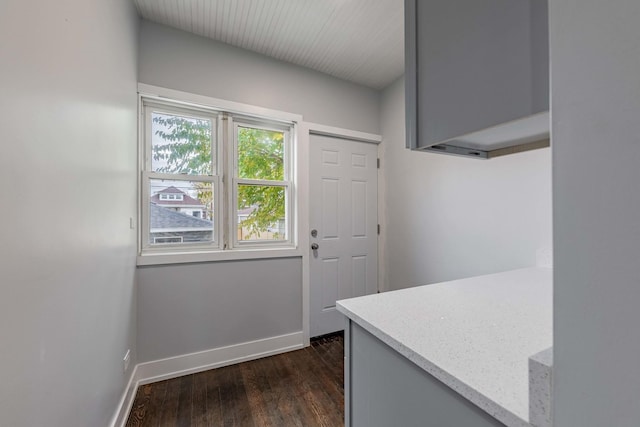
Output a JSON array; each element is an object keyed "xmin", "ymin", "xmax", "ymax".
[
  {"xmin": 551, "ymin": 1, "xmax": 640, "ymax": 425},
  {"xmin": 139, "ymin": 20, "xmax": 381, "ymax": 134},
  {"xmin": 0, "ymin": 1, "xmax": 139, "ymax": 426},
  {"xmin": 137, "ymin": 21, "xmax": 381, "ymax": 362},
  {"xmin": 380, "ymin": 78, "xmax": 552, "ymax": 289},
  {"xmin": 137, "ymin": 258, "xmax": 302, "ymax": 362}
]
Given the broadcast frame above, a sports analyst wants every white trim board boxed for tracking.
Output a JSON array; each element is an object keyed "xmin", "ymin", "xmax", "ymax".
[
  {"xmin": 138, "ymin": 83, "xmax": 303, "ymax": 124},
  {"xmin": 297, "ymin": 124, "xmax": 311, "ymax": 347},
  {"xmin": 108, "ymin": 363, "xmax": 141, "ymax": 427},
  {"xmin": 109, "ymin": 331, "xmax": 304, "ymax": 427},
  {"xmin": 136, "ymin": 331, "xmax": 304, "ymax": 384},
  {"xmin": 306, "ymin": 122, "xmax": 382, "ymax": 144}
]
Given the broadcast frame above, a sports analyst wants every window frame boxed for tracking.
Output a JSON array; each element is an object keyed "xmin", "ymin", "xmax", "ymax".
[
  {"xmin": 159, "ymin": 194, "xmax": 185, "ymax": 201},
  {"xmin": 138, "ymin": 100, "xmax": 224, "ymax": 255},
  {"xmin": 229, "ymin": 118, "xmax": 294, "ymax": 249},
  {"xmin": 137, "ymin": 89, "xmax": 300, "ymax": 265},
  {"xmin": 140, "ymin": 100, "xmax": 222, "ymax": 254}
]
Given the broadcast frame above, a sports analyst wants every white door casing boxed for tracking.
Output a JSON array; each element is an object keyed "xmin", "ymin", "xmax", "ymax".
[{"xmin": 309, "ymin": 133, "xmax": 378, "ymax": 338}]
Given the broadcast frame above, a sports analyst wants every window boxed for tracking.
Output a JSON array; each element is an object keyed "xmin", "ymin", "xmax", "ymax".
[
  {"xmin": 140, "ymin": 97, "xmax": 295, "ymax": 256},
  {"xmin": 159, "ymin": 193, "xmax": 185, "ymax": 201},
  {"xmin": 233, "ymin": 122, "xmax": 291, "ymax": 245},
  {"xmin": 154, "ymin": 236, "xmax": 184, "ymax": 244}
]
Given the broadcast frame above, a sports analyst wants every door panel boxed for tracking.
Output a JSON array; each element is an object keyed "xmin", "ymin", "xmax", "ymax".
[
  {"xmin": 321, "ymin": 258, "xmax": 339, "ymax": 310},
  {"xmin": 322, "ymin": 178, "xmax": 339, "ymax": 238},
  {"xmin": 351, "ymin": 181, "xmax": 367, "ymax": 237},
  {"xmin": 310, "ymin": 134, "xmax": 378, "ymax": 338},
  {"xmin": 352, "ymin": 256, "xmax": 367, "ymax": 297}
]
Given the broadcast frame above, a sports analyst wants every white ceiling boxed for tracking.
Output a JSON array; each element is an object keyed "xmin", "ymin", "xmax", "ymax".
[{"xmin": 133, "ymin": 0, "xmax": 404, "ymax": 90}]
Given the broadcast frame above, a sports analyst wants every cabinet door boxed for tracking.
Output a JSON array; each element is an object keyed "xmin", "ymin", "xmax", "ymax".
[
  {"xmin": 406, "ymin": 0, "xmax": 549, "ymax": 151},
  {"xmin": 347, "ymin": 321, "xmax": 507, "ymax": 427}
]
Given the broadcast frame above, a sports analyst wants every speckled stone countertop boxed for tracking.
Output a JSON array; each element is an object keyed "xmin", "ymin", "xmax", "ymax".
[
  {"xmin": 336, "ymin": 267, "xmax": 552, "ymax": 427},
  {"xmin": 529, "ymin": 347, "xmax": 553, "ymax": 427}
]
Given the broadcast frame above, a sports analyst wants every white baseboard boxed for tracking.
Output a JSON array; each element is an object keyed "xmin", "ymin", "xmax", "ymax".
[
  {"xmin": 108, "ymin": 363, "xmax": 141, "ymax": 427},
  {"xmin": 135, "ymin": 331, "xmax": 304, "ymax": 385},
  {"xmin": 109, "ymin": 331, "xmax": 304, "ymax": 427}
]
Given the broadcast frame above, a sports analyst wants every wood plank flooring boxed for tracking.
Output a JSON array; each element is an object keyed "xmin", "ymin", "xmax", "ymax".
[{"xmin": 125, "ymin": 334, "xmax": 344, "ymax": 427}]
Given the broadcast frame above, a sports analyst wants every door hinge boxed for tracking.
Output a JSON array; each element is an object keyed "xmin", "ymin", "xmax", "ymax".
[
  {"xmin": 377, "ymin": 224, "xmax": 381, "ymax": 235},
  {"xmin": 377, "ymin": 158, "xmax": 380, "ymax": 169}
]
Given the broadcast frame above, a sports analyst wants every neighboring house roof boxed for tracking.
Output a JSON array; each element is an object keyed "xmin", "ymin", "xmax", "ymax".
[
  {"xmin": 237, "ymin": 206, "xmax": 256, "ymax": 217},
  {"xmin": 151, "ymin": 186, "xmax": 205, "ymax": 207},
  {"xmin": 150, "ymin": 203, "xmax": 212, "ymax": 230}
]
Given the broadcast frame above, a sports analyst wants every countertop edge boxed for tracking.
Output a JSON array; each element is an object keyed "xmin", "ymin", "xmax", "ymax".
[
  {"xmin": 529, "ymin": 347, "xmax": 553, "ymax": 427},
  {"xmin": 336, "ymin": 302, "xmax": 531, "ymax": 427}
]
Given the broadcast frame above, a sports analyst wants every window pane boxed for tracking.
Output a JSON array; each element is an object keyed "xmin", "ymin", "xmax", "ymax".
[
  {"xmin": 149, "ymin": 179, "xmax": 214, "ymax": 245},
  {"xmin": 237, "ymin": 126, "xmax": 284, "ymax": 181},
  {"xmin": 151, "ymin": 111, "xmax": 214, "ymax": 175},
  {"xmin": 237, "ymin": 185, "xmax": 286, "ymax": 241}
]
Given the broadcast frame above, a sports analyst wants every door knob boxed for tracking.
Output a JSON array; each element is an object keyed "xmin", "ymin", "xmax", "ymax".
[{"xmin": 311, "ymin": 243, "xmax": 319, "ymax": 250}]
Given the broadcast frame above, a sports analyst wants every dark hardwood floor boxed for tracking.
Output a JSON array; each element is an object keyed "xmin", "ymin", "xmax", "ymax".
[{"xmin": 125, "ymin": 333, "xmax": 344, "ymax": 427}]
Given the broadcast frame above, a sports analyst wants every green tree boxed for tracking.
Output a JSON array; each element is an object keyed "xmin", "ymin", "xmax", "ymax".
[
  {"xmin": 152, "ymin": 114, "xmax": 213, "ymax": 175},
  {"xmin": 236, "ymin": 127, "xmax": 285, "ymax": 238},
  {"xmin": 152, "ymin": 114, "xmax": 285, "ymax": 239}
]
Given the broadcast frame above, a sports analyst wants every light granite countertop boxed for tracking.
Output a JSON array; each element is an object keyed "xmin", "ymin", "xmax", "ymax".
[{"xmin": 336, "ymin": 267, "xmax": 552, "ymax": 427}]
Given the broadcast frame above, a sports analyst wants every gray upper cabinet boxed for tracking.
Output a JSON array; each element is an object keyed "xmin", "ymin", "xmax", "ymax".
[{"xmin": 406, "ymin": 0, "xmax": 549, "ymax": 159}]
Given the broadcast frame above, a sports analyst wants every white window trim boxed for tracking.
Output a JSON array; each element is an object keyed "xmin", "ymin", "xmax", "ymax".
[
  {"xmin": 137, "ymin": 84, "xmax": 303, "ymax": 266},
  {"xmin": 140, "ymin": 100, "xmax": 222, "ymax": 253},
  {"xmin": 230, "ymin": 119, "xmax": 294, "ymax": 249},
  {"xmin": 150, "ymin": 227, "xmax": 210, "ymax": 233},
  {"xmin": 154, "ymin": 204, "xmax": 203, "ymax": 209},
  {"xmin": 138, "ymin": 83, "xmax": 302, "ymax": 123}
]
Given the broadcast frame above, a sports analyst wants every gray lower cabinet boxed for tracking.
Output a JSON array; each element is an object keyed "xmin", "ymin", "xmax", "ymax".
[
  {"xmin": 405, "ymin": 0, "xmax": 549, "ymax": 158},
  {"xmin": 345, "ymin": 320, "xmax": 506, "ymax": 427}
]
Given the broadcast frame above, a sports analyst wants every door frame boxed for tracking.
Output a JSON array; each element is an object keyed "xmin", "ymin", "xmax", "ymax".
[{"xmin": 300, "ymin": 122, "xmax": 382, "ymax": 345}]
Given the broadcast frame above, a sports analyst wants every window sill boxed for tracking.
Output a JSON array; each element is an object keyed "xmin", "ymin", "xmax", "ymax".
[{"xmin": 137, "ymin": 247, "xmax": 302, "ymax": 266}]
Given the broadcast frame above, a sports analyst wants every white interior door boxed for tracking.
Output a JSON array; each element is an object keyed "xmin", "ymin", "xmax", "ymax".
[{"xmin": 309, "ymin": 134, "xmax": 378, "ymax": 338}]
